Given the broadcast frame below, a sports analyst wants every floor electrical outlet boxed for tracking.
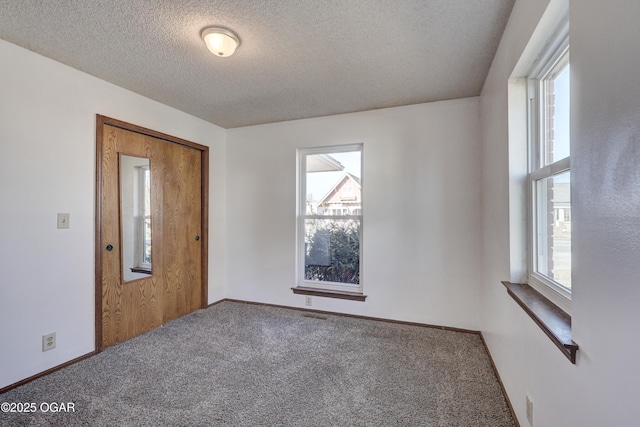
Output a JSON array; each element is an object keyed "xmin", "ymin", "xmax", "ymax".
[
  {"xmin": 42, "ymin": 332, "xmax": 56, "ymax": 352},
  {"xmin": 305, "ymin": 296, "xmax": 312, "ymax": 306},
  {"xmin": 526, "ymin": 395, "xmax": 533, "ymax": 425}
]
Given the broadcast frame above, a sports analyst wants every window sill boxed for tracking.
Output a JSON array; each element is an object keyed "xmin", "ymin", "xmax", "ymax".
[
  {"xmin": 130, "ymin": 267, "xmax": 152, "ymax": 275},
  {"xmin": 291, "ymin": 286, "xmax": 367, "ymax": 302},
  {"xmin": 502, "ymin": 281, "xmax": 578, "ymax": 364}
]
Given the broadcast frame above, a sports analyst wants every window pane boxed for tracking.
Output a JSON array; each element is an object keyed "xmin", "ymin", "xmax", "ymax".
[
  {"xmin": 535, "ymin": 171, "xmax": 571, "ymax": 289},
  {"xmin": 305, "ymin": 218, "xmax": 360, "ymax": 285},
  {"xmin": 542, "ymin": 59, "xmax": 570, "ymax": 165},
  {"xmin": 305, "ymin": 151, "xmax": 361, "ymax": 216}
]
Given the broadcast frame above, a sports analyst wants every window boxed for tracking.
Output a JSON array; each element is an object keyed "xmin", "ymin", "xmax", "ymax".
[
  {"xmin": 528, "ymin": 32, "xmax": 571, "ymax": 307},
  {"xmin": 503, "ymin": 4, "xmax": 576, "ymax": 363},
  {"xmin": 297, "ymin": 145, "xmax": 362, "ymax": 293}
]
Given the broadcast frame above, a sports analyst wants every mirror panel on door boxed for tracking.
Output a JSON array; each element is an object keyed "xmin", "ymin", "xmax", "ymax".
[{"xmin": 120, "ymin": 154, "xmax": 152, "ymax": 282}]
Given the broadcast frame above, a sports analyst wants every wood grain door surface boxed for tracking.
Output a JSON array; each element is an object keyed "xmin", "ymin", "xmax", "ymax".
[
  {"xmin": 161, "ymin": 140, "xmax": 202, "ymax": 323},
  {"xmin": 98, "ymin": 121, "xmax": 202, "ymax": 348}
]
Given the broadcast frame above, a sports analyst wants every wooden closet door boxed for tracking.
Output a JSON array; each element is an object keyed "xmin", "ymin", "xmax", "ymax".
[
  {"xmin": 97, "ymin": 117, "xmax": 205, "ymax": 349},
  {"xmin": 162, "ymin": 141, "xmax": 202, "ymax": 322},
  {"xmin": 100, "ymin": 125, "xmax": 164, "ymax": 347}
]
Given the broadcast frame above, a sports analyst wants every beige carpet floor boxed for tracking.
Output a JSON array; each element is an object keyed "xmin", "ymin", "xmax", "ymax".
[{"xmin": 0, "ymin": 301, "xmax": 515, "ymax": 426}]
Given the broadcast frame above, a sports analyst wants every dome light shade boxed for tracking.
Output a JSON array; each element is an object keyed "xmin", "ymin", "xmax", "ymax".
[{"xmin": 201, "ymin": 27, "xmax": 240, "ymax": 57}]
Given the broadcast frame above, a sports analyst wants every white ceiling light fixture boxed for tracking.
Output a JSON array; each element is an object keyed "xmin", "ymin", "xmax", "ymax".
[{"xmin": 201, "ymin": 27, "xmax": 240, "ymax": 57}]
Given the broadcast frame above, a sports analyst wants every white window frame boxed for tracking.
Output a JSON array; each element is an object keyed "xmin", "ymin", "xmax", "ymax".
[
  {"xmin": 297, "ymin": 144, "xmax": 363, "ymax": 293},
  {"xmin": 527, "ymin": 24, "xmax": 571, "ymax": 312}
]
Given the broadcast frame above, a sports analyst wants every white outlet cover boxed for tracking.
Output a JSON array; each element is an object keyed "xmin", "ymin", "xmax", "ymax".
[
  {"xmin": 42, "ymin": 332, "xmax": 56, "ymax": 352},
  {"xmin": 526, "ymin": 395, "xmax": 533, "ymax": 425}
]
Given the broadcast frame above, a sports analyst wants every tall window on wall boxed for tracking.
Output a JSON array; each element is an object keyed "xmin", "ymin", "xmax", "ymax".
[
  {"xmin": 298, "ymin": 145, "xmax": 363, "ymax": 293},
  {"xmin": 528, "ymin": 29, "xmax": 571, "ymax": 308}
]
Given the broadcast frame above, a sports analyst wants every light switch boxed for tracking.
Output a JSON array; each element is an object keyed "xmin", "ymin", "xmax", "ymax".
[{"xmin": 57, "ymin": 213, "xmax": 70, "ymax": 229}]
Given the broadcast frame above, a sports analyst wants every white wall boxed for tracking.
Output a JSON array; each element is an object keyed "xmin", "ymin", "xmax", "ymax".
[
  {"xmin": 226, "ymin": 99, "xmax": 483, "ymax": 330},
  {"xmin": 480, "ymin": 0, "xmax": 640, "ymax": 425},
  {"xmin": 0, "ymin": 40, "xmax": 226, "ymax": 389}
]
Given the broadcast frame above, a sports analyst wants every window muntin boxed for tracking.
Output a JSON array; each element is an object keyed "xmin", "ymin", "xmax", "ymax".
[
  {"xmin": 298, "ymin": 145, "xmax": 362, "ymax": 291},
  {"xmin": 529, "ymin": 41, "xmax": 571, "ymax": 303}
]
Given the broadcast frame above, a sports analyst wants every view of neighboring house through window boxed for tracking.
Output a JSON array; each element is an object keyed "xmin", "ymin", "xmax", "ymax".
[
  {"xmin": 298, "ymin": 145, "xmax": 362, "ymax": 292},
  {"xmin": 528, "ymin": 32, "xmax": 571, "ymax": 305}
]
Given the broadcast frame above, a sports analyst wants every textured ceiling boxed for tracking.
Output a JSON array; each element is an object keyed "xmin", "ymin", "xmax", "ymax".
[{"xmin": 0, "ymin": 0, "xmax": 514, "ymax": 129}]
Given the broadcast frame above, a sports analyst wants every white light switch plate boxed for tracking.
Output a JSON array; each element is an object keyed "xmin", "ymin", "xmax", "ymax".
[{"xmin": 57, "ymin": 213, "xmax": 70, "ymax": 229}]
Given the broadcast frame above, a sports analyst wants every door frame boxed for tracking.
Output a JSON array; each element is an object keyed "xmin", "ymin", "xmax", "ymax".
[{"xmin": 95, "ymin": 115, "xmax": 209, "ymax": 352}]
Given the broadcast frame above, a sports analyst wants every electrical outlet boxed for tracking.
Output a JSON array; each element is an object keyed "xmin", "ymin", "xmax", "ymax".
[
  {"xmin": 42, "ymin": 332, "xmax": 56, "ymax": 352},
  {"xmin": 305, "ymin": 296, "xmax": 312, "ymax": 306},
  {"xmin": 526, "ymin": 395, "xmax": 533, "ymax": 425},
  {"xmin": 57, "ymin": 213, "xmax": 70, "ymax": 229}
]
